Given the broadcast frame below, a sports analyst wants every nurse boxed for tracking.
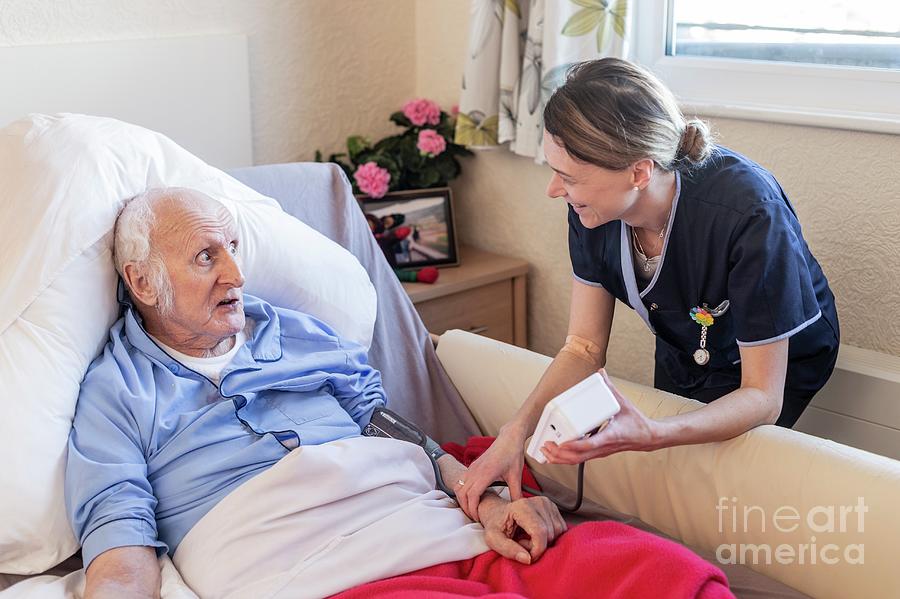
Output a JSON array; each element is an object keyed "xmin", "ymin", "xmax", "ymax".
[{"xmin": 456, "ymin": 58, "xmax": 839, "ymax": 520}]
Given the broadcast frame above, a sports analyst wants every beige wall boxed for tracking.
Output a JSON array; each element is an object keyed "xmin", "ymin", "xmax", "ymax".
[
  {"xmin": 4, "ymin": 0, "xmax": 897, "ymax": 386},
  {"xmin": 0, "ymin": 0, "xmax": 417, "ymax": 165},
  {"xmin": 415, "ymin": 0, "xmax": 900, "ymax": 386}
]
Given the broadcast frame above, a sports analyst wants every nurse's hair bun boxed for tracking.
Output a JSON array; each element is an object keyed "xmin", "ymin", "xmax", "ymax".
[{"xmin": 676, "ymin": 119, "xmax": 714, "ymax": 167}]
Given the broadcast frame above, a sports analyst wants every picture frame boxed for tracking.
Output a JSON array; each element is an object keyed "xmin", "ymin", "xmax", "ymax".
[{"xmin": 357, "ymin": 187, "xmax": 460, "ymax": 269}]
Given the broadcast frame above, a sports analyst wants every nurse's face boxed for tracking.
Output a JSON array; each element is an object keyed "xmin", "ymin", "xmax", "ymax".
[{"xmin": 543, "ymin": 130, "xmax": 637, "ymax": 229}]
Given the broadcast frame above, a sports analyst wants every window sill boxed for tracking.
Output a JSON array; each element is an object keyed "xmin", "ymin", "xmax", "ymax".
[{"xmin": 682, "ymin": 101, "xmax": 900, "ymax": 136}]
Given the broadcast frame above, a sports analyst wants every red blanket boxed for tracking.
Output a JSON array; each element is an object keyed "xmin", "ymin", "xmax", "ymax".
[
  {"xmin": 332, "ymin": 520, "xmax": 733, "ymax": 599},
  {"xmin": 331, "ymin": 437, "xmax": 734, "ymax": 598}
]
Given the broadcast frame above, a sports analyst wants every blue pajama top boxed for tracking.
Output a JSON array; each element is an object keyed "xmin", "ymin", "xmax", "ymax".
[
  {"xmin": 568, "ymin": 147, "xmax": 839, "ymax": 410},
  {"xmin": 65, "ymin": 290, "xmax": 386, "ymax": 569}
]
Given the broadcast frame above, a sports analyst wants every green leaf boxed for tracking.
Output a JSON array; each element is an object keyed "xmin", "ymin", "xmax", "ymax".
[
  {"xmin": 347, "ymin": 135, "xmax": 371, "ymax": 161},
  {"xmin": 314, "ymin": 150, "xmax": 323, "ymax": 162},
  {"xmin": 420, "ymin": 168, "xmax": 441, "ymax": 187},
  {"xmin": 446, "ymin": 142, "xmax": 475, "ymax": 158},
  {"xmin": 374, "ymin": 133, "xmax": 409, "ymax": 153},
  {"xmin": 390, "ymin": 111, "xmax": 412, "ymax": 128},
  {"xmin": 434, "ymin": 154, "xmax": 461, "ymax": 182},
  {"xmin": 595, "ymin": 10, "xmax": 609, "ymax": 51},
  {"xmin": 612, "ymin": 0, "xmax": 628, "ymax": 38},
  {"xmin": 437, "ymin": 119, "xmax": 456, "ymax": 139},
  {"xmin": 561, "ymin": 7, "xmax": 602, "ymax": 37}
]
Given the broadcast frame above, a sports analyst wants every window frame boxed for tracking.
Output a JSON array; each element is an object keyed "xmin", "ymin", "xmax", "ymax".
[{"xmin": 632, "ymin": 1, "xmax": 900, "ymax": 135}]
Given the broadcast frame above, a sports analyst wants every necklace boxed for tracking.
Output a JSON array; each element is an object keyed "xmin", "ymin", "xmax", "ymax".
[
  {"xmin": 630, "ymin": 227, "xmax": 654, "ymax": 272},
  {"xmin": 631, "ymin": 201, "xmax": 674, "ymax": 272}
]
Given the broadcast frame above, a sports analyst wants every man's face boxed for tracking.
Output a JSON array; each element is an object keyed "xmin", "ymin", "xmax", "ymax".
[{"xmin": 152, "ymin": 197, "xmax": 245, "ymax": 348}]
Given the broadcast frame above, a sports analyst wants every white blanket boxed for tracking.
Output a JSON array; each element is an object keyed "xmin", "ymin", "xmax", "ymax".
[
  {"xmin": 0, "ymin": 555, "xmax": 197, "ymax": 599},
  {"xmin": 173, "ymin": 436, "xmax": 489, "ymax": 599}
]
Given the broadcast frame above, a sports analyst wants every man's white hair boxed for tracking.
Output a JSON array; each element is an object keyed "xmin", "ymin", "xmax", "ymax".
[{"xmin": 113, "ymin": 188, "xmax": 182, "ymax": 315}]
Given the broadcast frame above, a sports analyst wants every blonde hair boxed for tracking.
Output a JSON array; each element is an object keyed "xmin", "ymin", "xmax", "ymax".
[{"xmin": 543, "ymin": 58, "xmax": 714, "ymax": 171}]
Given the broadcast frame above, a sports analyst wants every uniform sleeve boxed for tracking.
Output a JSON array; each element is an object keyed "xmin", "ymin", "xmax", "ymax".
[
  {"xmin": 727, "ymin": 201, "xmax": 822, "ymax": 346},
  {"xmin": 65, "ymin": 362, "xmax": 167, "ymax": 570},
  {"xmin": 567, "ymin": 206, "xmax": 604, "ymax": 287}
]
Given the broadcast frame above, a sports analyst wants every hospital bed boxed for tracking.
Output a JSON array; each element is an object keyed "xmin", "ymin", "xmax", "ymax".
[{"xmin": 1, "ymin": 148, "xmax": 898, "ymax": 597}]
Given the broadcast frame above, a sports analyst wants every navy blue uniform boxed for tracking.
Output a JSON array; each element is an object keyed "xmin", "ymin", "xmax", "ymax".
[{"xmin": 568, "ymin": 147, "xmax": 839, "ymax": 427}]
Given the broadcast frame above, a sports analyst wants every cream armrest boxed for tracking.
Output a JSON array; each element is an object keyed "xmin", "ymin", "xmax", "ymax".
[{"xmin": 436, "ymin": 329, "xmax": 900, "ymax": 599}]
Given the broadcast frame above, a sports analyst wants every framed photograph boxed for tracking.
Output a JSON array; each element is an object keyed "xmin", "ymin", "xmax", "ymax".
[{"xmin": 358, "ymin": 187, "xmax": 459, "ymax": 269}]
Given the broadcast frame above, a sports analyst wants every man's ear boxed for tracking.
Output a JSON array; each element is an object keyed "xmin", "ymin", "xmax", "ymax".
[
  {"xmin": 122, "ymin": 262, "xmax": 158, "ymax": 308},
  {"xmin": 631, "ymin": 159, "xmax": 655, "ymax": 190}
]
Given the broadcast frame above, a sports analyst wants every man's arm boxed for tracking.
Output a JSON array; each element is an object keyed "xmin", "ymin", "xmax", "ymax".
[
  {"xmin": 84, "ymin": 547, "xmax": 160, "ymax": 599},
  {"xmin": 325, "ymin": 337, "xmax": 387, "ymax": 426},
  {"xmin": 66, "ymin": 359, "xmax": 166, "ymax": 591}
]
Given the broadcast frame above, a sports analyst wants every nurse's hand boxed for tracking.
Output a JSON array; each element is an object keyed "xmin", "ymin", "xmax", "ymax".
[
  {"xmin": 456, "ymin": 425, "xmax": 528, "ymax": 521},
  {"xmin": 540, "ymin": 370, "xmax": 659, "ymax": 464}
]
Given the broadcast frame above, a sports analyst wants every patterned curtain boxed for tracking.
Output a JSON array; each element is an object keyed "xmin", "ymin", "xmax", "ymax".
[{"xmin": 455, "ymin": 0, "xmax": 630, "ymax": 163}]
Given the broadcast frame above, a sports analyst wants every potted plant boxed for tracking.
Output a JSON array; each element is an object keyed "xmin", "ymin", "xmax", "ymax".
[{"xmin": 316, "ymin": 98, "xmax": 473, "ymax": 198}]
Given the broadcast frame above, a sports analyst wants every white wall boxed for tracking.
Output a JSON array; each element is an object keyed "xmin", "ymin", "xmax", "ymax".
[
  {"xmin": 414, "ymin": 1, "xmax": 900, "ymax": 386},
  {"xmin": 0, "ymin": 0, "xmax": 417, "ymax": 165}
]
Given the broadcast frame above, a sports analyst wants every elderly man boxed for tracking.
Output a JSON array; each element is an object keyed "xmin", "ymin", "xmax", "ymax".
[{"xmin": 65, "ymin": 188, "xmax": 566, "ymax": 599}]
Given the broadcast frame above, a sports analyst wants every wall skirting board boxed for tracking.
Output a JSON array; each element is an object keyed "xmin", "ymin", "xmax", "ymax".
[{"xmin": 795, "ymin": 344, "xmax": 900, "ymax": 460}]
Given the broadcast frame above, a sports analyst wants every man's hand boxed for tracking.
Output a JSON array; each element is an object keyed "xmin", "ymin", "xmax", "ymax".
[{"xmin": 476, "ymin": 494, "xmax": 567, "ymax": 565}]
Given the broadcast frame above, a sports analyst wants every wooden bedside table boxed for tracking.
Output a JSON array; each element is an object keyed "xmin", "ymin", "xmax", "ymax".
[{"xmin": 401, "ymin": 245, "xmax": 528, "ymax": 347}]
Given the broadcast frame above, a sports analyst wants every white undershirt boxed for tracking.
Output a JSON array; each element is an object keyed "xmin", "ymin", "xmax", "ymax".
[{"xmin": 151, "ymin": 328, "xmax": 247, "ymax": 386}]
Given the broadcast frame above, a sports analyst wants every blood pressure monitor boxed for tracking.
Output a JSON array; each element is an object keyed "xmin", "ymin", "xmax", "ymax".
[{"xmin": 526, "ymin": 373, "xmax": 621, "ymax": 464}]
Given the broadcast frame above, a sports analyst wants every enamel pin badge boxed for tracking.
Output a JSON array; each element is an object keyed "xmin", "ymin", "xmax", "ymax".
[{"xmin": 689, "ymin": 300, "xmax": 730, "ymax": 365}]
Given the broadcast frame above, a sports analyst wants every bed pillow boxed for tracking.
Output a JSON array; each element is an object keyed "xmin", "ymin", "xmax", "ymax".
[{"xmin": 0, "ymin": 114, "xmax": 376, "ymax": 574}]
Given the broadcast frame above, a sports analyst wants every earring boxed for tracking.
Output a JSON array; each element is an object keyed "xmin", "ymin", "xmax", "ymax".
[{"xmin": 633, "ymin": 186, "xmax": 639, "ymax": 192}]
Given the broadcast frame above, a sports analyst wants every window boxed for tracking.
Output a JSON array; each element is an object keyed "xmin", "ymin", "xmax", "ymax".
[
  {"xmin": 671, "ymin": 1, "xmax": 900, "ymax": 70},
  {"xmin": 634, "ymin": 1, "xmax": 900, "ymax": 133}
]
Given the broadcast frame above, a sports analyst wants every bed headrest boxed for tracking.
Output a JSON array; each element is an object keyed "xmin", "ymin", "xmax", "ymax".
[{"xmin": 0, "ymin": 114, "xmax": 376, "ymax": 573}]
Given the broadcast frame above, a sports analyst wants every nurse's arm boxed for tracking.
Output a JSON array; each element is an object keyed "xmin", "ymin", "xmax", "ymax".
[
  {"xmin": 504, "ymin": 279, "xmax": 616, "ymax": 440},
  {"xmin": 457, "ymin": 279, "xmax": 615, "ymax": 517},
  {"xmin": 544, "ymin": 339, "xmax": 788, "ymax": 462},
  {"xmin": 653, "ymin": 337, "xmax": 788, "ymax": 446}
]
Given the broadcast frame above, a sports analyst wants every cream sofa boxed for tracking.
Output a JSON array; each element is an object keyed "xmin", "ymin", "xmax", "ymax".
[{"xmin": 437, "ymin": 329, "xmax": 900, "ymax": 599}]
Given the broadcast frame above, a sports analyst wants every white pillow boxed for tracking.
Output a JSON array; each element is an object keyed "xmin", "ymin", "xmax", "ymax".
[{"xmin": 0, "ymin": 114, "xmax": 376, "ymax": 574}]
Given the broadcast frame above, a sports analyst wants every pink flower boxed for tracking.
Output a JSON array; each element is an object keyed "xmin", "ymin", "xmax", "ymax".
[
  {"xmin": 451, "ymin": 104, "xmax": 460, "ymax": 116},
  {"xmin": 354, "ymin": 162, "xmax": 391, "ymax": 198},
  {"xmin": 416, "ymin": 129, "xmax": 447, "ymax": 157},
  {"xmin": 402, "ymin": 98, "xmax": 441, "ymax": 126}
]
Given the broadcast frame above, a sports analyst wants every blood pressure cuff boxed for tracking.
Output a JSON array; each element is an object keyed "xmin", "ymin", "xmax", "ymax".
[{"xmin": 363, "ymin": 408, "xmax": 446, "ymax": 460}]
